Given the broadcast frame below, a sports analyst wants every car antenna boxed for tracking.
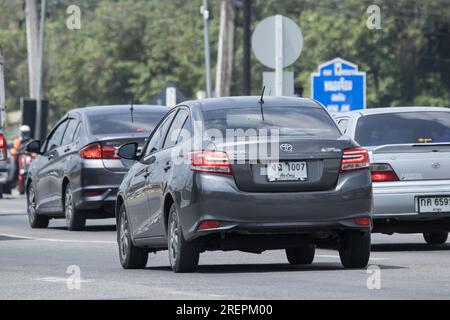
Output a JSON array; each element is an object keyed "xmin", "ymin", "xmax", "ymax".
[
  {"xmin": 130, "ymin": 95, "xmax": 135, "ymax": 124},
  {"xmin": 258, "ymin": 86, "xmax": 265, "ymax": 121}
]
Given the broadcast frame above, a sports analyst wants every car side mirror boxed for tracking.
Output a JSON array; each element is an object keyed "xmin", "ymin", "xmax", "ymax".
[
  {"xmin": 26, "ymin": 140, "xmax": 42, "ymax": 154},
  {"xmin": 118, "ymin": 142, "xmax": 139, "ymax": 160}
]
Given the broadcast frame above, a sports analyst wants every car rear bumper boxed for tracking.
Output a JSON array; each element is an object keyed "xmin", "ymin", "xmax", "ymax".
[
  {"xmin": 372, "ymin": 180, "xmax": 450, "ymax": 232},
  {"xmin": 179, "ymin": 170, "xmax": 373, "ymax": 241}
]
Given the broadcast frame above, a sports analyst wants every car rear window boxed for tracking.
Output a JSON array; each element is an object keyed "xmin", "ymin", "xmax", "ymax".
[
  {"xmin": 355, "ymin": 111, "xmax": 450, "ymax": 146},
  {"xmin": 87, "ymin": 109, "xmax": 167, "ymax": 135},
  {"xmin": 202, "ymin": 106, "xmax": 340, "ymax": 138}
]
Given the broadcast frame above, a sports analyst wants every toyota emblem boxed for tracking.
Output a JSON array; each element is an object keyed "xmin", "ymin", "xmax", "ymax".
[{"xmin": 280, "ymin": 143, "xmax": 294, "ymax": 153}]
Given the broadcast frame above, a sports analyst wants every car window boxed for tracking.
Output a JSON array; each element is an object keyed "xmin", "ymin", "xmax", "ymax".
[
  {"xmin": 73, "ymin": 122, "xmax": 82, "ymax": 141},
  {"xmin": 202, "ymin": 106, "xmax": 340, "ymax": 139},
  {"xmin": 337, "ymin": 119, "xmax": 349, "ymax": 134},
  {"xmin": 355, "ymin": 111, "xmax": 450, "ymax": 146},
  {"xmin": 46, "ymin": 120, "xmax": 69, "ymax": 153},
  {"xmin": 143, "ymin": 111, "xmax": 177, "ymax": 157},
  {"xmin": 163, "ymin": 109, "xmax": 189, "ymax": 149},
  {"xmin": 61, "ymin": 119, "xmax": 79, "ymax": 146}
]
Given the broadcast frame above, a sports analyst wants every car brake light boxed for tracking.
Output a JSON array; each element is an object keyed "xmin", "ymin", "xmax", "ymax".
[
  {"xmin": 340, "ymin": 148, "xmax": 370, "ymax": 172},
  {"xmin": 0, "ymin": 134, "xmax": 6, "ymax": 149},
  {"xmin": 197, "ymin": 220, "xmax": 221, "ymax": 230},
  {"xmin": 371, "ymin": 163, "xmax": 399, "ymax": 182},
  {"xmin": 191, "ymin": 151, "xmax": 231, "ymax": 174},
  {"xmin": 355, "ymin": 217, "xmax": 371, "ymax": 226},
  {"xmin": 80, "ymin": 143, "xmax": 119, "ymax": 159}
]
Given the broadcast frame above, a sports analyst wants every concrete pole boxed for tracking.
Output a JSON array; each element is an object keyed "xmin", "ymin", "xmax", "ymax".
[
  {"xmin": 215, "ymin": 0, "xmax": 235, "ymax": 97},
  {"xmin": 275, "ymin": 15, "xmax": 284, "ymax": 96},
  {"xmin": 25, "ymin": 0, "xmax": 39, "ymax": 99},
  {"xmin": 0, "ymin": 47, "xmax": 6, "ymax": 128},
  {"xmin": 201, "ymin": 0, "xmax": 212, "ymax": 98},
  {"xmin": 35, "ymin": 0, "xmax": 46, "ymax": 141}
]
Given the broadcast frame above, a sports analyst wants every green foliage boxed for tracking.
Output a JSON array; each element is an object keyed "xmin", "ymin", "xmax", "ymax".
[{"xmin": 0, "ymin": 0, "xmax": 449, "ymax": 126}]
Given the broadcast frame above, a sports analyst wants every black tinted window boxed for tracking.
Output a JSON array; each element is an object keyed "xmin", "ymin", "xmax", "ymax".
[
  {"xmin": 61, "ymin": 119, "xmax": 79, "ymax": 146},
  {"xmin": 46, "ymin": 120, "xmax": 69, "ymax": 152},
  {"xmin": 163, "ymin": 109, "xmax": 189, "ymax": 149},
  {"xmin": 144, "ymin": 111, "xmax": 176, "ymax": 157},
  {"xmin": 202, "ymin": 106, "xmax": 340, "ymax": 138},
  {"xmin": 87, "ymin": 108, "xmax": 167, "ymax": 135},
  {"xmin": 355, "ymin": 111, "xmax": 450, "ymax": 146}
]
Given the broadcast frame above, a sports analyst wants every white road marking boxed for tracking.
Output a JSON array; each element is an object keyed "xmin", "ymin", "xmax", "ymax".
[
  {"xmin": 0, "ymin": 232, "xmax": 115, "ymax": 244},
  {"xmin": 317, "ymin": 254, "xmax": 389, "ymax": 261},
  {"xmin": 35, "ymin": 277, "xmax": 93, "ymax": 284}
]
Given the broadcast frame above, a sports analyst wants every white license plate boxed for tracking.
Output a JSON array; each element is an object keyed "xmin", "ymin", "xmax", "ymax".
[
  {"xmin": 418, "ymin": 196, "xmax": 450, "ymax": 213},
  {"xmin": 267, "ymin": 162, "xmax": 307, "ymax": 182}
]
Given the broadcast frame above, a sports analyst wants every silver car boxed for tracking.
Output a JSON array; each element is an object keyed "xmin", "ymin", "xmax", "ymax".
[{"xmin": 334, "ymin": 107, "xmax": 450, "ymax": 244}]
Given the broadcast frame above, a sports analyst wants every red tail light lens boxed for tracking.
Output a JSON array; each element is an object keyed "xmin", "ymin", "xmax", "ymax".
[
  {"xmin": 191, "ymin": 151, "xmax": 231, "ymax": 174},
  {"xmin": 371, "ymin": 163, "xmax": 399, "ymax": 182},
  {"xmin": 355, "ymin": 217, "xmax": 372, "ymax": 226},
  {"xmin": 80, "ymin": 143, "xmax": 119, "ymax": 159},
  {"xmin": 0, "ymin": 134, "xmax": 6, "ymax": 149},
  {"xmin": 340, "ymin": 148, "xmax": 370, "ymax": 172},
  {"xmin": 197, "ymin": 220, "xmax": 221, "ymax": 230}
]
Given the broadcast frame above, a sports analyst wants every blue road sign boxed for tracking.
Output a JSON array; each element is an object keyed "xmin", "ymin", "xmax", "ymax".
[{"xmin": 311, "ymin": 58, "xmax": 366, "ymax": 113}]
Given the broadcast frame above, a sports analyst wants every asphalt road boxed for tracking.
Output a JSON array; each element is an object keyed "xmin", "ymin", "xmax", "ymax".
[{"xmin": 0, "ymin": 194, "xmax": 449, "ymax": 300}]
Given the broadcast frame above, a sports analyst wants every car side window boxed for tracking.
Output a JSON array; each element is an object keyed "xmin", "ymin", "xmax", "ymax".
[
  {"xmin": 61, "ymin": 119, "xmax": 79, "ymax": 146},
  {"xmin": 337, "ymin": 119, "xmax": 349, "ymax": 134},
  {"xmin": 163, "ymin": 109, "xmax": 189, "ymax": 149},
  {"xmin": 45, "ymin": 120, "xmax": 69, "ymax": 153},
  {"xmin": 143, "ymin": 111, "xmax": 177, "ymax": 157}
]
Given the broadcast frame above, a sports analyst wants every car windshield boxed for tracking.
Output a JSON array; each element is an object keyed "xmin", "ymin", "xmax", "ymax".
[
  {"xmin": 87, "ymin": 109, "xmax": 166, "ymax": 135},
  {"xmin": 355, "ymin": 111, "xmax": 450, "ymax": 146},
  {"xmin": 202, "ymin": 106, "xmax": 340, "ymax": 138}
]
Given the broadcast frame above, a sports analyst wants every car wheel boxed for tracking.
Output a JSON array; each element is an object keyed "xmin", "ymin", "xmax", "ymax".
[
  {"xmin": 64, "ymin": 184, "xmax": 86, "ymax": 231},
  {"xmin": 27, "ymin": 184, "xmax": 49, "ymax": 229},
  {"xmin": 423, "ymin": 232, "xmax": 448, "ymax": 245},
  {"xmin": 339, "ymin": 231, "xmax": 371, "ymax": 269},
  {"xmin": 118, "ymin": 205, "xmax": 148, "ymax": 269},
  {"xmin": 286, "ymin": 245, "xmax": 315, "ymax": 265},
  {"xmin": 168, "ymin": 204, "xmax": 199, "ymax": 273}
]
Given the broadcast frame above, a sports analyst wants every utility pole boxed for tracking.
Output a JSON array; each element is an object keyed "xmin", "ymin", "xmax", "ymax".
[
  {"xmin": 201, "ymin": 0, "xmax": 212, "ymax": 98},
  {"xmin": 242, "ymin": 0, "xmax": 251, "ymax": 95},
  {"xmin": 215, "ymin": 0, "xmax": 235, "ymax": 97},
  {"xmin": 35, "ymin": 0, "xmax": 46, "ymax": 141},
  {"xmin": 25, "ymin": 0, "xmax": 39, "ymax": 99},
  {"xmin": 0, "ymin": 47, "xmax": 6, "ymax": 128}
]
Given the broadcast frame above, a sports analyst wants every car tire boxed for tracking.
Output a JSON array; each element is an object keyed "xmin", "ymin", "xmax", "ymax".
[
  {"xmin": 168, "ymin": 204, "xmax": 199, "ymax": 273},
  {"xmin": 64, "ymin": 184, "xmax": 86, "ymax": 231},
  {"xmin": 118, "ymin": 204, "xmax": 148, "ymax": 269},
  {"xmin": 286, "ymin": 245, "xmax": 315, "ymax": 265},
  {"xmin": 339, "ymin": 231, "xmax": 371, "ymax": 269},
  {"xmin": 423, "ymin": 232, "xmax": 448, "ymax": 245},
  {"xmin": 27, "ymin": 184, "xmax": 49, "ymax": 229}
]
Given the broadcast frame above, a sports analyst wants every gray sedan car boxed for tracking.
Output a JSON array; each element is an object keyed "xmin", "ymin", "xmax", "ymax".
[
  {"xmin": 334, "ymin": 107, "xmax": 450, "ymax": 244},
  {"xmin": 26, "ymin": 105, "xmax": 168, "ymax": 231},
  {"xmin": 116, "ymin": 97, "xmax": 373, "ymax": 272}
]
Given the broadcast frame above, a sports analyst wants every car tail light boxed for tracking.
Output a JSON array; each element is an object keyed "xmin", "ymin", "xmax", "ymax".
[
  {"xmin": 355, "ymin": 217, "xmax": 372, "ymax": 226},
  {"xmin": 0, "ymin": 134, "xmax": 6, "ymax": 161},
  {"xmin": 340, "ymin": 148, "xmax": 370, "ymax": 172},
  {"xmin": 197, "ymin": 220, "xmax": 221, "ymax": 230},
  {"xmin": 191, "ymin": 151, "xmax": 231, "ymax": 174},
  {"xmin": 80, "ymin": 143, "xmax": 119, "ymax": 159},
  {"xmin": 371, "ymin": 163, "xmax": 399, "ymax": 182}
]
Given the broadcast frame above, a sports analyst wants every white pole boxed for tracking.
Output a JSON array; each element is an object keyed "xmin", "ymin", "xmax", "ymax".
[
  {"xmin": 25, "ymin": 0, "xmax": 39, "ymax": 99},
  {"xmin": 275, "ymin": 15, "xmax": 283, "ymax": 96},
  {"xmin": 201, "ymin": 0, "xmax": 212, "ymax": 98},
  {"xmin": 35, "ymin": 0, "xmax": 46, "ymax": 140},
  {"xmin": 0, "ymin": 47, "xmax": 6, "ymax": 128}
]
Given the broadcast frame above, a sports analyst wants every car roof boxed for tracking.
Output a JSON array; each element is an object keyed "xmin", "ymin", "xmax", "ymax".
[
  {"xmin": 183, "ymin": 96, "xmax": 321, "ymax": 112},
  {"xmin": 336, "ymin": 106, "xmax": 450, "ymax": 117},
  {"xmin": 70, "ymin": 104, "xmax": 169, "ymax": 116}
]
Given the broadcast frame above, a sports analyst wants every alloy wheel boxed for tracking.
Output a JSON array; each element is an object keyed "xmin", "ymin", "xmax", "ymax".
[
  {"xmin": 168, "ymin": 211, "xmax": 180, "ymax": 267},
  {"xmin": 65, "ymin": 188, "xmax": 73, "ymax": 226},
  {"xmin": 119, "ymin": 210, "xmax": 129, "ymax": 261}
]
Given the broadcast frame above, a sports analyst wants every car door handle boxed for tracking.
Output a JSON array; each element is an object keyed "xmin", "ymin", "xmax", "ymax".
[
  {"xmin": 64, "ymin": 147, "xmax": 71, "ymax": 153},
  {"xmin": 47, "ymin": 154, "xmax": 55, "ymax": 160},
  {"xmin": 143, "ymin": 170, "xmax": 151, "ymax": 178}
]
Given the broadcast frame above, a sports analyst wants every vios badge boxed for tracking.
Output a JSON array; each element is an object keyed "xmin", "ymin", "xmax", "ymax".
[{"xmin": 280, "ymin": 143, "xmax": 294, "ymax": 153}]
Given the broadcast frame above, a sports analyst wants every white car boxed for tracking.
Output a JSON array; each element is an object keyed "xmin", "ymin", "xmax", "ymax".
[{"xmin": 334, "ymin": 107, "xmax": 450, "ymax": 245}]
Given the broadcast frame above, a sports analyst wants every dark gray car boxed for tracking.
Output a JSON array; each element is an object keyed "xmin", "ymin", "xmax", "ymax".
[
  {"xmin": 116, "ymin": 97, "xmax": 373, "ymax": 272},
  {"xmin": 26, "ymin": 105, "xmax": 168, "ymax": 231}
]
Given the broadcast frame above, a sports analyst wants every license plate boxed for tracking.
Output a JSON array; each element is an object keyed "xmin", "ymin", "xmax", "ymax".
[
  {"xmin": 418, "ymin": 196, "xmax": 450, "ymax": 213},
  {"xmin": 267, "ymin": 162, "xmax": 307, "ymax": 182}
]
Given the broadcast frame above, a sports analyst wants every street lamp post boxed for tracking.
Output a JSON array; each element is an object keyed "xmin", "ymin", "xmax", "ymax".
[{"xmin": 201, "ymin": 0, "xmax": 212, "ymax": 98}]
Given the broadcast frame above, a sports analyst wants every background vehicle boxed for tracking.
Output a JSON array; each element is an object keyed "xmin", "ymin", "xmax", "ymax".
[
  {"xmin": 26, "ymin": 105, "xmax": 168, "ymax": 231},
  {"xmin": 0, "ymin": 130, "xmax": 8, "ymax": 198},
  {"xmin": 334, "ymin": 107, "xmax": 450, "ymax": 245},
  {"xmin": 116, "ymin": 97, "xmax": 373, "ymax": 273}
]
